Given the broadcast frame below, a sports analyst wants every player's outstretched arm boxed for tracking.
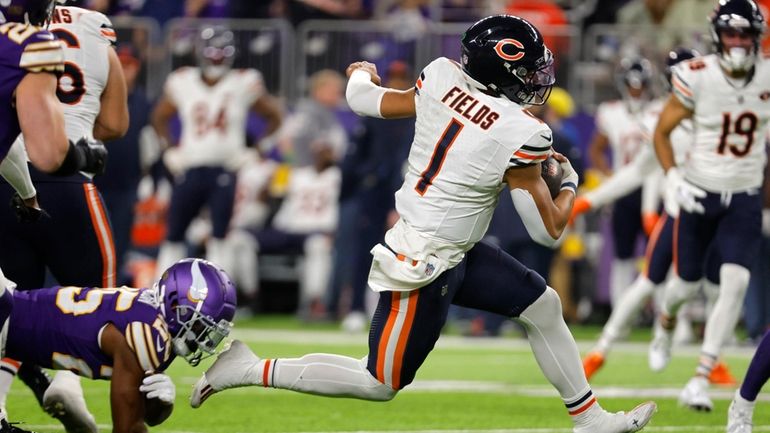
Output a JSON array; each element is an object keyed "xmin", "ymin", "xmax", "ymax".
[
  {"xmin": 15, "ymin": 72, "xmax": 69, "ymax": 173},
  {"xmin": 101, "ymin": 323, "xmax": 152, "ymax": 433},
  {"xmin": 345, "ymin": 61, "xmax": 415, "ymax": 119},
  {"xmin": 251, "ymin": 93, "xmax": 283, "ymax": 139},
  {"xmin": 653, "ymin": 94, "xmax": 691, "ymax": 172},
  {"xmin": 94, "ymin": 47, "xmax": 129, "ymax": 141},
  {"xmin": 505, "ymin": 154, "xmax": 576, "ymax": 246}
]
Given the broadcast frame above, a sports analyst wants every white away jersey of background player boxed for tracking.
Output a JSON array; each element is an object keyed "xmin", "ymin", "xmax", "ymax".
[
  {"xmin": 372, "ymin": 57, "xmax": 552, "ymax": 292},
  {"xmin": 164, "ymin": 67, "xmax": 264, "ymax": 169},
  {"xmin": 49, "ymin": 6, "xmax": 114, "ymax": 141},
  {"xmin": 272, "ymin": 166, "xmax": 340, "ymax": 234},
  {"xmin": 671, "ymin": 54, "xmax": 770, "ymax": 192},
  {"xmin": 638, "ymin": 99, "xmax": 693, "ymax": 170},
  {"xmin": 595, "ymin": 99, "xmax": 652, "ymax": 170}
]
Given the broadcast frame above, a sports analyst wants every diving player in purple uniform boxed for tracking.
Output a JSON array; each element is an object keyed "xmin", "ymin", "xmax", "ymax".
[{"xmin": 2, "ymin": 258, "xmax": 236, "ymax": 433}]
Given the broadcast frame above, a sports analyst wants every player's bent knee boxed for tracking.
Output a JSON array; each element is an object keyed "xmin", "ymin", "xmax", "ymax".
[
  {"xmin": 303, "ymin": 234, "xmax": 331, "ymax": 255},
  {"xmin": 519, "ymin": 286, "xmax": 562, "ymax": 326},
  {"xmin": 719, "ymin": 264, "xmax": 750, "ymax": 299},
  {"xmin": 664, "ymin": 277, "xmax": 700, "ymax": 311},
  {"xmin": 359, "ymin": 358, "xmax": 398, "ymax": 401}
]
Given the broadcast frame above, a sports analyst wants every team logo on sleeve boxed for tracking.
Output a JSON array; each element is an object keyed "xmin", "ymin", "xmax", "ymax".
[
  {"xmin": 760, "ymin": 91, "xmax": 770, "ymax": 101},
  {"xmin": 494, "ymin": 39, "xmax": 525, "ymax": 61}
]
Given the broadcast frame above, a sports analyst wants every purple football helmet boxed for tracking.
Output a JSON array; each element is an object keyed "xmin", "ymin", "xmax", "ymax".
[
  {"xmin": 0, "ymin": 0, "xmax": 56, "ymax": 26},
  {"xmin": 155, "ymin": 258, "xmax": 237, "ymax": 366}
]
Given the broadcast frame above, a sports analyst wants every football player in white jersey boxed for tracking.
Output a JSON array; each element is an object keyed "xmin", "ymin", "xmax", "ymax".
[
  {"xmin": 0, "ymin": 4, "xmax": 128, "ymax": 433},
  {"xmin": 187, "ymin": 16, "xmax": 656, "ymax": 433},
  {"xmin": 650, "ymin": 0, "xmax": 770, "ymax": 412},
  {"xmin": 586, "ymin": 57, "xmax": 657, "ymax": 307},
  {"xmin": 574, "ymin": 48, "xmax": 732, "ymax": 383},
  {"xmin": 151, "ymin": 25, "xmax": 283, "ymax": 281}
]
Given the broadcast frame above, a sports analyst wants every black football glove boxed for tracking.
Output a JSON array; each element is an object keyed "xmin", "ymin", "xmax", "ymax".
[
  {"xmin": 10, "ymin": 193, "xmax": 46, "ymax": 223},
  {"xmin": 74, "ymin": 137, "xmax": 108, "ymax": 176}
]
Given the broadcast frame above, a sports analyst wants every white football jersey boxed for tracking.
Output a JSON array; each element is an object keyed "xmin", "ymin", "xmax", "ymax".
[
  {"xmin": 671, "ymin": 54, "xmax": 770, "ymax": 192},
  {"xmin": 164, "ymin": 67, "xmax": 264, "ymax": 169},
  {"xmin": 49, "ymin": 6, "xmax": 114, "ymax": 141},
  {"xmin": 230, "ymin": 158, "xmax": 277, "ymax": 230},
  {"xmin": 272, "ymin": 166, "xmax": 340, "ymax": 234},
  {"xmin": 640, "ymin": 98, "xmax": 693, "ymax": 169},
  {"xmin": 368, "ymin": 57, "xmax": 552, "ymax": 292},
  {"xmin": 595, "ymin": 99, "xmax": 652, "ymax": 170}
]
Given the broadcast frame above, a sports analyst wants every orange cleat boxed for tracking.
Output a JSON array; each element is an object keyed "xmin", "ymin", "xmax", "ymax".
[
  {"xmin": 582, "ymin": 351, "xmax": 605, "ymax": 381},
  {"xmin": 709, "ymin": 361, "xmax": 737, "ymax": 386}
]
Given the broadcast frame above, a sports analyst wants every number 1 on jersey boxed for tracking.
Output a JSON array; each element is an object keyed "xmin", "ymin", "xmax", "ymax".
[{"xmin": 415, "ymin": 118, "xmax": 464, "ymax": 195}]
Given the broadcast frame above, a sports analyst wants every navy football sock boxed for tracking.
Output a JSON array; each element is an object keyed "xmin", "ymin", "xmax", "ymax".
[{"xmin": 740, "ymin": 329, "xmax": 770, "ymax": 401}]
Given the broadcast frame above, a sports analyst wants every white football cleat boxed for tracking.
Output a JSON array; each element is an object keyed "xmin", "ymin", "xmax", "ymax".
[
  {"xmin": 573, "ymin": 401, "xmax": 657, "ymax": 433},
  {"xmin": 678, "ymin": 376, "xmax": 713, "ymax": 412},
  {"xmin": 43, "ymin": 371, "xmax": 98, "ymax": 433},
  {"xmin": 727, "ymin": 393, "xmax": 754, "ymax": 433},
  {"xmin": 648, "ymin": 328, "xmax": 672, "ymax": 372},
  {"xmin": 190, "ymin": 340, "xmax": 261, "ymax": 408}
]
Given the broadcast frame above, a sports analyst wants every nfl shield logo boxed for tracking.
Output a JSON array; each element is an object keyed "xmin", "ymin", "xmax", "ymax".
[{"xmin": 424, "ymin": 263, "xmax": 435, "ymax": 277}]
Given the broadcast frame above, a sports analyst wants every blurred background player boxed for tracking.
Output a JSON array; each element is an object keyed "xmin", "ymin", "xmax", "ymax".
[
  {"xmin": 331, "ymin": 61, "xmax": 414, "ymax": 331},
  {"xmin": 650, "ymin": 0, "xmax": 770, "ymax": 412},
  {"xmin": 226, "ymin": 133, "xmax": 341, "ymax": 317},
  {"xmin": 585, "ymin": 56, "xmax": 656, "ymax": 307},
  {"xmin": 3, "ymin": 258, "xmax": 236, "ymax": 433},
  {"xmin": 151, "ymin": 25, "xmax": 283, "ymax": 280},
  {"xmin": 577, "ymin": 47, "xmax": 733, "ymax": 385},
  {"xmin": 190, "ymin": 15, "xmax": 656, "ymax": 433},
  {"xmin": 0, "ymin": 1, "xmax": 110, "ymax": 431}
]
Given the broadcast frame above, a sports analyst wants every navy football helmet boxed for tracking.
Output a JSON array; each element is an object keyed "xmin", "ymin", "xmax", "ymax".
[
  {"xmin": 0, "ymin": 0, "xmax": 56, "ymax": 26},
  {"xmin": 663, "ymin": 47, "xmax": 700, "ymax": 88},
  {"xmin": 460, "ymin": 15, "xmax": 555, "ymax": 105},
  {"xmin": 615, "ymin": 57, "xmax": 654, "ymax": 111},
  {"xmin": 197, "ymin": 26, "xmax": 236, "ymax": 80},
  {"xmin": 710, "ymin": 0, "xmax": 765, "ymax": 71}
]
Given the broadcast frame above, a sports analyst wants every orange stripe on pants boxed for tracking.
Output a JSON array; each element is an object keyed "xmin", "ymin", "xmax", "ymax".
[
  {"xmin": 642, "ymin": 214, "xmax": 668, "ymax": 278},
  {"xmin": 390, "ymin": 290, "xmax": 419, "ymax": 390},
  {"xmin": 672, "ymin": 216, "xmax": 680, "ymax": 276},
  {"xmin": 83, "ymin": 184, "xmax": 116, "ymax": 287},
  {"xmin": 376, "ymin": 293, "xmax": 400, "ymax": 384}
]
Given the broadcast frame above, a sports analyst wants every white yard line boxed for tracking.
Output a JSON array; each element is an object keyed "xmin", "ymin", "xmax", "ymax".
[
  {"xmin": 174, "ymin": 376, "xmax": 770, "ymax": 402},
  {"xmin": 229, "ymin": 329, "xmax": 758, "ymax": 357}
]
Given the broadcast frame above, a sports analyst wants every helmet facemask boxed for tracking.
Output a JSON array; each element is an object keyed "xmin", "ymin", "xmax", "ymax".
[
  {"xmin": 710, "ymin": 0, "xmax": 766, "ymax": 74},
  {"xmin": 169, "ymin": 303, "xmax": 232, "ymax": 367},
  {"xmin": 198, "ymin": 27, "xmax": 236, "ymax": 81},
  {"xmin": 499, "ymin": 47, "xmax": 556, "ymax": 106}
]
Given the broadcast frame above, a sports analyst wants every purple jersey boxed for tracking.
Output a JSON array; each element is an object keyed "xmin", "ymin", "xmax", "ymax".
[
  {"xmin": 6, "ymin": 286, "xmax": 174, "ymax": 380},
  {"xmin": 0, "ymin": 22, "xmax": 63, "ymax": 161}
]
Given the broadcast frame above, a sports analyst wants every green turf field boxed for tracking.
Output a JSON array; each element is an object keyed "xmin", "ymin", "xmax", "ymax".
[{"xmin": 8, "ymin": 316, "xmax": 769, "ymax": 433}]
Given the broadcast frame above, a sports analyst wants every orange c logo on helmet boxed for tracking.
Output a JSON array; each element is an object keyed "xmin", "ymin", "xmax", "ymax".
[{"xmin": 494, "ymin": 38, "xmax": 525, "ymax": 61}]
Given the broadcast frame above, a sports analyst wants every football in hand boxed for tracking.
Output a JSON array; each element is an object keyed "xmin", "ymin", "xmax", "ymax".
[{"xmin": 541, "ymin": 155, "xmax": 563, "ymax": 199}]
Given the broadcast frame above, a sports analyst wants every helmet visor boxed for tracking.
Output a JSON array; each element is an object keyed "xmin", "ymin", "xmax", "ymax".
[{"xmin": 526, "ymin": 59, "xmax": 556, "ymax": 105}]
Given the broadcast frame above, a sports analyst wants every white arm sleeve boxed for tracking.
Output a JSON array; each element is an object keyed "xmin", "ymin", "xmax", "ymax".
[
  {"xmin": 584, "ymin": 146, "xmax": 658, "ymax": 208},
  {"xmin": 0, "ymin": 139, "xmax": 35, "ymax": 199},
  {"xmin": 641, "ymin": 168, "xmax": 664, "ymax": 214},
  {"xmin": 345, "ymin": 69, "xmax": 386, "ymax": 118},
  {"xmin": 510, "ymin": 189, "xmax": 563, "ymax": 248}
]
